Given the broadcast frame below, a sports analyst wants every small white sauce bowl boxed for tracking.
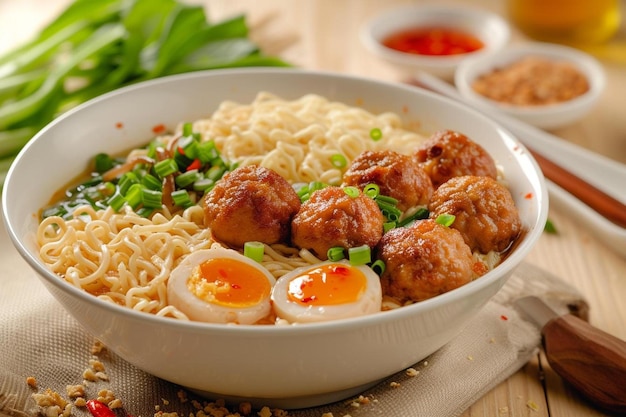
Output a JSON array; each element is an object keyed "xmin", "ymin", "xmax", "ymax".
[
  {"xmin": 360, "ymin": 4, "xmax": 511, "ymax": 80},
  {"xmin": 455, "ymin": 42, "xmax": 606, "ymax": 129}
]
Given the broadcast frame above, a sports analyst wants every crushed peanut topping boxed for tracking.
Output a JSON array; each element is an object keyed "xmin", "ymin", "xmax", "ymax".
[
  {"xmin": 258, "ymin": 406, "xmax": 272, "ymax": 417},
  {"xmin": 74, "ymin": 397, "xmax": 87, "ymax": 408},
  {"xmin": 66, "ymin": 385, "xmax": 85, "ymax": 399},
  {"xmin": 90, "ymin": 340, "xmax": 107, "ymax": 355},
  {"xmin": 526, "ymin": 400, "xmax": 540, "ymax": 411},
  {"xmin": 32, "ymin": 389, "xmax": 71, "ymax": 417},
  {"xmin": 472, "ymin": 56, "xmax": 589, "ymax": 106},
  {"xmin": 26, "ymin": 377, "xmax": 38, "ymax": 388}
]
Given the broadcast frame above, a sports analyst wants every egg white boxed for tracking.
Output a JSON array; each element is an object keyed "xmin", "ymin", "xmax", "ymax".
[
  {"xmin": 271, "ymin": 261, "xmax": 382, "ymax": 324},
  {"xmin": 167, "ymin": 247, "xmax": 276, "ymax": 324}
]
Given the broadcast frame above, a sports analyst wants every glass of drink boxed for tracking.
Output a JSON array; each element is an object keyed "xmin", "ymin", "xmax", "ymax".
[{"xmin": 507, "ymin": 0, "xmax": 621, "ymax": 45}]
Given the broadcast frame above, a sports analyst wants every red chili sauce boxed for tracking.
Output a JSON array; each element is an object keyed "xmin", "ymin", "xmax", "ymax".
[{"xmin": 382, "ymin": 26, "xmax": 484, "ymax": 56}]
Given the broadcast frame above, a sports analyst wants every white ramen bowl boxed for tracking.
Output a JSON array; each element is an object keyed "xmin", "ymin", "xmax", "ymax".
[{"xmin": 2, "ymin": 69, "xmax": 547, "ymax": 409}]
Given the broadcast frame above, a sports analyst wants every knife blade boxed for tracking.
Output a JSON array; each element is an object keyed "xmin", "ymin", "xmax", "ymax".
[{"xmin": 515, "ymin": 295, "xmax": 626, "ymax": 415}]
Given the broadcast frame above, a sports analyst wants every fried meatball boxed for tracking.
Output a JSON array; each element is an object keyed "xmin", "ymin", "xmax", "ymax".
[
  {"xmin": 428, "ymin": 175, "xmax": 522, "ymax": 253},
  {"xmin": 341, "ymin": 150, "xmax": 433, "ymax": 212},
  {"xmin": 415, "ymin": 130, "xmax": 498, "ymax": 188},
  {"xmin": 377, "ymin": 219, "xmax": 474, "ymax": 303},
  {"xmin": 204, "ymin": 165, "xmax": 301, "ymax": 248},
  {"xmin": 291, "ymin": 186, "xmax": 384, "ymax": 260}
]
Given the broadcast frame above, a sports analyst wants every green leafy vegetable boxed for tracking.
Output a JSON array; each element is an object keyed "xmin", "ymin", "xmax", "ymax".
[{"xmin": 0, "ymin": 0, "xmax": 290, "ymax": 185}]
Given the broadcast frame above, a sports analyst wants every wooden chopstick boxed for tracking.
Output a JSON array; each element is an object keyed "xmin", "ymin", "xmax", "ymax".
[{"xmin": 526, "ymin": 146, "xmax": 626, "ymax": 229}]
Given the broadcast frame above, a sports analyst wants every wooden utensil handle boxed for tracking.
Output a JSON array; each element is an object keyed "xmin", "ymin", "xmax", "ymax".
[{"xmin": 543, "ymin": 314, "xmax": 626, "ymax": 414}]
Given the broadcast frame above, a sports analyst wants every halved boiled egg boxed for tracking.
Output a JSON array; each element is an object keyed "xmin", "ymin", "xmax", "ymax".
[
  {"xmin": 271, "ymin": 261, "xmax": 382, "ymax": 323},
  {"xmin": 167, "ymin": 247, "xmax": 276, "ymax": 324}
]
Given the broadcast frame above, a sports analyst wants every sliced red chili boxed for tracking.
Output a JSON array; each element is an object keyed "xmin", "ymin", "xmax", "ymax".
[
  {"xmin": 186, "ymin": 158, "xmax": 202, "ymax": 171},
  {"xmin": 86, "ymin": 399, "xmax": 116, "ymax": 417}
]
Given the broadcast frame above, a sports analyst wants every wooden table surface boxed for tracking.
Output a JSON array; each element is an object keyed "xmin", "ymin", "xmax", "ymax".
[{"xmin": 1, "ymin": 1, "xmax": 625, "ymax": 416}]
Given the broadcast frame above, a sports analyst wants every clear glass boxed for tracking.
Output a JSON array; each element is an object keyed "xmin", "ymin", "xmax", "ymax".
[{"xmin": 507, "ymin": 0, "xmax": 621, "ymax": 45}]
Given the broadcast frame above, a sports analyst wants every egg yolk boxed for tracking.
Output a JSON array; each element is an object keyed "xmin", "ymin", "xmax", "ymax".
[
  {"xmin": 287, "ymin": 264, "xmax": 366, "ymax": 306},
  {"xmin": 187, "ymin": 258, "xmax": 271, "ymax": 308}
]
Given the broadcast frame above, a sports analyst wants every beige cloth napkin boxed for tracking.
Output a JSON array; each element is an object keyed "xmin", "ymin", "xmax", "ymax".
[{"xmin": 0, "ymin": 218, "xmax": 585, "ymax": 417}]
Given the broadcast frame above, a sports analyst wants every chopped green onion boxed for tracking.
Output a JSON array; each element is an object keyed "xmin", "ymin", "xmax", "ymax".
[
  {"xmin": 118, "ymin": 172, "xmax": 139, "ymax": 195},
  {"xmin": 94, "ymin": 153, "xmax": 116, "ymax": 174},
  {"xmin": 244, "ymin": 241, "xmax": 265, "ymax": 263},
  {"xmin": 363, "ymin": 183, "xmax": 380, "ymax": 198},
  {"xmin": 343, "ymin": 186, "xmax": 360, "ymax": 198},
  {"xmin": 348, "ymin": 244, "xmax": 371, "ymax": 266},
  {"xmin": 309, "ymin": 181, "xmax": 326, "ymax": 193},
  {"xmin": 182, "ymin": 122, "xmax": 193, "ymax": 137},
  {"xmin": 175, "ymin": 169, "xmax": 200, "ymax": 188},
  {"xmin": 397, "ymin": 207, "xmax": 429, "ymax": 227},
  {"xmin": 124, "ymin": 183, "xmax": 144, "ymax": 210},
  {"xmin": 171, "ymin": 189, "xmax": 193, "ymax": 208},
  {"xmin": 146, "ymin": 141, "xmax": 159, "ymax": 160},
  {"xmin": 210, "ymin": 156, "xmax": 227, "ymax": 168},
  {"xmin": 544, "ymin": 219, "xmax": 558, "ymax": 234},
  {"xmin": 206, "ymin": 165, "xmax": 227, "ymax": 182},
  {"xmin": 377, "ymin": 200, "xmax": 402, "ymax": 222},
  {"xmin": 197, "ymin": 140, "xmax": 219, "ymax": 164},
  {"xmin": 371, "ymin": 259, "xmax": 386, "ymax": 276},
  {"xmin": 41, "ymin": 205, "xmax": 68, "ymax": 219},
  {"xmin": 298, "ymin": 181, "xmax": 327, "ymax": 202},
  {"xmin": 192, "ymin": 178, "xmax": 215, "ymax": 193},
  {"xmin": 141, "ymin": 173, "xmax": 162, "ymax": 191},
  {"xmin": 330, "ymin": 153, "xmax": 347, "ymax": 169},
  {"xmin": 435, "ymin": 213, "xmax": 456, "ymax": 227},
  {"xmin": 178, "ymin": 136, "xmax": 199, "ymax": 159},
  {"xmin": 80, "ymin": 175, "xmax": 105, "ymax": 188},
  {"xmin": 327, "ymin": 246, "xmax": 345, "ymax": 262},
  {"xmin": 295, "ymin": 182, "xmax": 308, "ymax": 196},
  {"xmin": 375, "ymin": 194, "xmax": 398, "ymax": 206},
  {"xmin": 173, "ymin": 149, "xmax": 193, "ymax": 170},
  {"xmin": 141, "ymin": 188, "xmax": 163, "ymax": 209},
  {"xmin": 382, "ymin": 209, "xmax": 400, "ymax": 222},
  {"xmin": 383, "ymin": 221, "xmax": 396, "ymax": 233},
  {"xmin": 98, "ymin": 181, "xmax": 117, "ymax": 197},
  {"xmin": 136, "ymin": 207, "xmax": 155, "ymax": 218},
  {"xmin": 107, "ymin": 193, "xmax": 126, "ymax": 212},
  {"xmin": 154, "ymin": 158, "xmax": 178, "ymax": 178},
  {"xmin": 370, "ymin": 127, "xmax": 383, "ymax": 141}
]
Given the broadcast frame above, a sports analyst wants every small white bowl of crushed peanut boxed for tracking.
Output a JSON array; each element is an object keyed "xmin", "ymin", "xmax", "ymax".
[{"xmin": 454, "ymin": 42, "xmax": 605, "ymax": 129}]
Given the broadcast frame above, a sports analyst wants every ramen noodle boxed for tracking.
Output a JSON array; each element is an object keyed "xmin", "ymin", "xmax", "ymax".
[{"xmin": 37, "ymin": 93, "xmax": 439, "ymax": 319}]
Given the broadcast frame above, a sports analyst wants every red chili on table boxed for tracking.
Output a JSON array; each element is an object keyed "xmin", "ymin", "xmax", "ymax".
[
  {"xmin": 382, "ymin": 27, "xmax": 484, "ymax": 56},
  {"xmin": 86, "ymin": 399, "xmax": 116, "ymax": 417}
]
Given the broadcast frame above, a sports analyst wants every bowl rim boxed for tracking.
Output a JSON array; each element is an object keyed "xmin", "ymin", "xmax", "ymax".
[
  {"xmin": 360, "ymin": 4, "xmax": 511, "ymax": 68},
  {"xmin": 454, "ymin": 41, "xmax": 606, "ymax": 115},
  {"xmin": 2, "ymin": 67, "xmax": 548, "ymax": 336}
]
